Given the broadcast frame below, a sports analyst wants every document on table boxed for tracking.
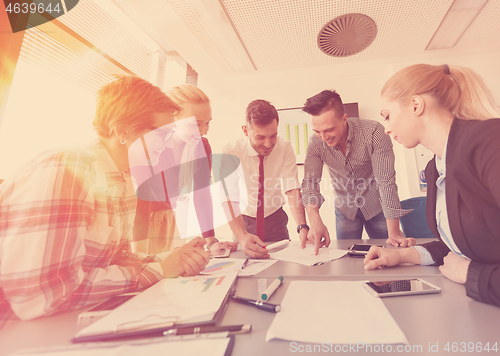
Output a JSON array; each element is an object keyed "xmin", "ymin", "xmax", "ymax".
[
  {"xmin": 238, "ymin": 259, "xmax": 278, "ymax": 276},
  {"xmin": 269, "ymin": 241, "xmax": 347, "ymax": 266},
  {"xmin": 266, "ymin": 281, "xmax": 408, "ymax": 345},
  {"xmin": 75, "ymin": 272, "xmax": 238, "ymax": 340},
  {"xmin": 12, "ymin": 337, "xmax": 232, "ymax": 356},
  {"xmin": 200, "ymin": 258, "xmax": 246, "ymax": 275},
  {"xmin": 200, "ymin": 259, "xmax": 278, "ymax": 276}
]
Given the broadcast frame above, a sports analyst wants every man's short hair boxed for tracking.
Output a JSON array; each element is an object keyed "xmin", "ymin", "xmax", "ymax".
[
  {"xmin": 93, "ymin": 76, "xmax": 180, "ymax": 137},
  {"xmin": 302, "ymin": 90, "xmax": 345, "ymax": 117},
  {"xmin": 245, "ymin": 99, "xmax": 279, "ymax": 127}
]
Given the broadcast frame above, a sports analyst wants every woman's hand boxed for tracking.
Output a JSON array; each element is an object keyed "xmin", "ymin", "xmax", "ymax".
[
  {"xmin": 439, "ymin": 252, "xmax": 470, "ymax": 284},
  {"xmin": 210, "ymin": 241, "xmax": 239, "ymax": 253},
  {"xmin": 160, "ymin": 237, "xmax": 210, "ymax": 277},
  {"xmin": 364, "ymin": 245, "xmax": 422, "ymax": 270}
]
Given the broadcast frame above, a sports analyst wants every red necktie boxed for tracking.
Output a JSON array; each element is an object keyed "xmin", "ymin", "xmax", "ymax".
[{"xmin": 256, "ymin": 155, "xmax": 265, "ymax": 241}]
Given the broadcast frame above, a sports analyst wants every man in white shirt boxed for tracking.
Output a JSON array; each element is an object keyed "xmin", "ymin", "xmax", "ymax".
[{"xmin": 221, "ymin": 100, "xmax": 309, "ymax": 258}]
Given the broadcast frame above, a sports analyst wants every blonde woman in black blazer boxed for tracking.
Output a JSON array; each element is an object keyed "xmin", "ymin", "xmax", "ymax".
[{"xmin": 364, "ymin": 64, "xmax": 500, "ymax": 307}]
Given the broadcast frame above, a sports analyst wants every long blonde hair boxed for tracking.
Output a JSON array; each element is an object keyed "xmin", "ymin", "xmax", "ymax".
[{"xmin": 381, "ymin": 64, "xmax": 500, "ymax": 121}]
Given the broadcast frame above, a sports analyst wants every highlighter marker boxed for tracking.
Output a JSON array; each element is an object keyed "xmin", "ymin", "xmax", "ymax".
[{"xmin": 261, "ymin": 276, "xmax": 284, "ymax": 301}]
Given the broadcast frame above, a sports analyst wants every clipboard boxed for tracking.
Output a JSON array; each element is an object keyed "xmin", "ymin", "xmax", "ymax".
[{"xmin": 72, "ymin": 273, "xmax": 238, "ymax": 343}]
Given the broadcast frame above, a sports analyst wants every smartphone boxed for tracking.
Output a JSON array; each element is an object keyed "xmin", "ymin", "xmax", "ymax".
[
  {"xmin": 211, "ymin": 248, "xmax": 231, "ymax": 258},
  {"xmin": 363, "ymin": 279, "xmax": 441, "ymax": 298},
  {"xmin": 347, "ymin": 244, "xmax": 380, "ymax": 257},
  {"xmin": 78, "ymin": 293, "xmax": 138, "ymax": 322}
]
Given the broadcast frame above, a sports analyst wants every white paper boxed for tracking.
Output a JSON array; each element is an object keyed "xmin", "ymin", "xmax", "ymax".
[
  {"xmin": 269, "ymin": 241, "xmax": 347, "ymax": 266},
  {"xmin": 200, "ymin": 258, "xmax": 246, "ymax": 275},
  {"xmin": 266, "ymin": 281, "xmax": 408, "ymax": 345},
  {"xmin": 76, "ymin": 272, "xmax": 238, "ymax": 338},
  {"xmin": 11, "ymin": 337, "xmax": 231, "ymax": 356},
  {"xmin": 238, "ymin": 259, "xmax": 278, "ymax": 276}
]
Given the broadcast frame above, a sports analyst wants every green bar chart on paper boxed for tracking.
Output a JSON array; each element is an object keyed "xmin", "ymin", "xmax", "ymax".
[{"xmin": 178, "ymin": 276, "xmax": 226, "ymax": 293}]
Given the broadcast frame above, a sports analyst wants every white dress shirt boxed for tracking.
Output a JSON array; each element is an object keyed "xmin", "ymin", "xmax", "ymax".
[
  {"xmin": 221, "ymin": 137, "xmax": 300, "ymax": 218},
  {"xmin": 415, "ymin": 140, "xmax": 470, "ymax": 265}
]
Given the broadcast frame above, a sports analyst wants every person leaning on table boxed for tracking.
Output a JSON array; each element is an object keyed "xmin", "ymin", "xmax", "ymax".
[
  {"xmin": 0, "ymin": 76, "xmax": 210, "ymax": 327},
  {"xmin": 365, "ymin": 63, "xmax": 500, "ymax": 307}
]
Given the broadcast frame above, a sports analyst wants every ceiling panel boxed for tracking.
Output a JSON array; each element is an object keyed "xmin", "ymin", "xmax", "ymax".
[{"xmin": 162, "ymin": 0, "xmax": 500, "ymax": 76}]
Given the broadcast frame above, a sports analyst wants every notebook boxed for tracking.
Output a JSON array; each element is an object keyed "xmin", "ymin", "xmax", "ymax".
[{"xmin": 73, "ymin": 272, "xmax": 238, "ymax": 343}]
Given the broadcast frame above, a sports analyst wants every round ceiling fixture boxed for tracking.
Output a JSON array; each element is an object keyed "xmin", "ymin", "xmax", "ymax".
[{"xmin": 317, "ymin": 13, "xmax": 377, "ymax": 57}]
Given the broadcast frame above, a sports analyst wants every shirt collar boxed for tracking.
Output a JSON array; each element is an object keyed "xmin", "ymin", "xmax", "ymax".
[
  {"xmin": 435, "ymin": 138, "xmax": 448, "ymax": 177},
  {"xmin": 345, "ymin": 118, "xmax": 353, "ymax": 144},
  {"xmin": 244, "ymin": 139, "xmax": 259, "ymax": 157},
  {"xmin": 88, "ymin": 139, "xmax": 129, "ymax": 186}
]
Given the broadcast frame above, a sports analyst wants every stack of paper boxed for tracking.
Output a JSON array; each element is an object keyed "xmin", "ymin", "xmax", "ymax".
[
  {"xmin": 266, "ymin": 281, "xmax": 408, "ymax": 345},
  {"xmin": 269, "ymin": 241, "xmax": 347, "ymax": 266}
]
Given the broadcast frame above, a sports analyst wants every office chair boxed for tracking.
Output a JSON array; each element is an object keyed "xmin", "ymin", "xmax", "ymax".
[{"xmin": 400, "ymin": 196, "xmax": 435, "ymax": 239}]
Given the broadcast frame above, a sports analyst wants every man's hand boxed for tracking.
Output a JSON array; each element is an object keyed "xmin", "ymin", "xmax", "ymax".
[
  {"xmin": 307, "ymin": 222, "xmax": 331, "ymax": 255},
  {"xmin": 160, "ymin": 237, "xmax": 211, "ymax": 278},
  {"xmin": 364, "ymin": 245, "xmax": 421, "ymax": 270},
  {"xmin": 439, "ymin": 252, "xmax": 470, "ymax": 284},
  {"xmin": 299, "ymin": 228, "xmax": 313, "ymax": 248},
  {"xmin": 386, "ymin": 230, "xmax": 416, "ymax": 247},
  {"xmin": 239, "ymin": 233, "xmax": 269, "ymax": 258}
]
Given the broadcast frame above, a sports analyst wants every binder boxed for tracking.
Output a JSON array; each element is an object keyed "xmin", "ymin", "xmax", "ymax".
[{"xmin": 72, "ymin": 272, "xmax": 238, "ymax": 343}]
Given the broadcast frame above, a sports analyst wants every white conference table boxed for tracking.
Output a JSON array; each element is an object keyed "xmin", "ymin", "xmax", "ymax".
[
  {"xmin": 226, "ymin": 276, "xmax": 500, "ymax": 356},
  {"xmin": 1, "ymin": 239, "xmax": 499, "ymax": 356}
]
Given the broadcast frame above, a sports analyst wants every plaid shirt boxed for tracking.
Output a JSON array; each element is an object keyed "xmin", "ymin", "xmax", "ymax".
[
  {"xmin": 302, "ymin": 118, "xmax": 409, "ymax": 221},
  {"xmin": 0, "ymin": 140, "xmax": 163, "ymax": 326}
]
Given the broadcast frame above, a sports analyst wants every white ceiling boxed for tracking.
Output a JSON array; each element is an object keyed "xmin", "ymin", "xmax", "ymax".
[{"xmin": 129, "ymin": 0, "xmax": 500, "ymax": 88}]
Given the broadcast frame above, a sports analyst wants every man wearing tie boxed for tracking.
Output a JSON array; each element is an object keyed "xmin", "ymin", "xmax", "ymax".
[{"xmin": 221, "ymin": 100, "xmax": 309, "ymax": 258}]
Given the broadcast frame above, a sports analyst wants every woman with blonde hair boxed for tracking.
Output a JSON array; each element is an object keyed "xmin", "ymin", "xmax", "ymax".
[
  {"xmin": 364, "ymin": 64, "xmax": 500, "ymax": 307},
  {"xmin": 0, "ymin": 76, "xmax": 210, "ymax": 326},
  {"xmin": 135, "ymin": 83, "xmax": 237, "ymax": 253}
]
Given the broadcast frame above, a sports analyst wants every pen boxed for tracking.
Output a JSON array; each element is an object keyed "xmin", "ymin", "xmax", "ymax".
[
  {"xmin": 231, "ymin": 295, "xmax": 281, "ymax": 313},
  {"xmin": 164, "ymin": 324, "xmax": 252, "ymax": 336},
  {"xmin": 261, "ymin": 275, "xmax": 283, "ymax": 301}
]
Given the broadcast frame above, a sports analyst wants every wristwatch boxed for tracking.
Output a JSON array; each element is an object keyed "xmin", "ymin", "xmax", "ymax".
[{"xmin": 297, "ymin": 224, "xmax": 310, "ymax": 234}]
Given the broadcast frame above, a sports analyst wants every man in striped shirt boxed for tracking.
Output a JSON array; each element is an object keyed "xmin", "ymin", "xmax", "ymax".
[{"xmin": 301, "ymin": 90, "xmax": 414, "ymax": 253}]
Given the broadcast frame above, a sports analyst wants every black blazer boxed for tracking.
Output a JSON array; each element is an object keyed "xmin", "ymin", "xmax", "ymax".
[{"xmin": 421, "ymin": 118, "xmax": 500, "ymax": 307}]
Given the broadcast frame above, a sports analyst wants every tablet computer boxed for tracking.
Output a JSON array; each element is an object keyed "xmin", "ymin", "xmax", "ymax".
[{"xmin": 363, "ymin": 279, "xmax": 441, "ymax": 297}]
